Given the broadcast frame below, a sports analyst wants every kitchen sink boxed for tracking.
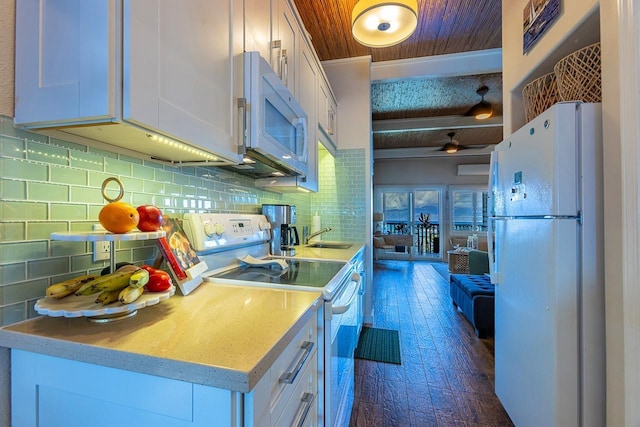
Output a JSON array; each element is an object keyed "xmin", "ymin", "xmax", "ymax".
[{"xmin": 306, "ymin": 242, "xmax": 353, "ymax": 249}]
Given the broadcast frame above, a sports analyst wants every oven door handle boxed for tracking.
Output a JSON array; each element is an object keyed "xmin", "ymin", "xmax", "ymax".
[{"xmin": 332, "ymin": 272, "xmax": 361, "ymax": 315}]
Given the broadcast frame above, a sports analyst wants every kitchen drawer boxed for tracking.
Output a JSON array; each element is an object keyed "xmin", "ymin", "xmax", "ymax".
[
  {"xmin": 269, "ymin": 314, "xmax": 318, "ymax": 421},
  {"xmin": 246, "ymin": 310, "xmax": 319, "ymax": 427},
  {"xmin": 274, "ymin": 351, "xmax": 318, "ymax": 427}
]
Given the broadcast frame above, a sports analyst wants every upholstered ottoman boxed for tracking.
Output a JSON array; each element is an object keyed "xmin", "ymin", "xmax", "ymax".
[{"xmin": 449, "ymin": 274, "xmax": 495, "ymax": 338}]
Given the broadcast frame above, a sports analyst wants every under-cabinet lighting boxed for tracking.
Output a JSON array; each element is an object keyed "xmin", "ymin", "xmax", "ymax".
[{"xmin": 146, "ymin": 133, "xmax": 218, "ymax": 161}]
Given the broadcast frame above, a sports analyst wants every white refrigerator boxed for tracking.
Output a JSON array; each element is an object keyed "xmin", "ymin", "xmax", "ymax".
[{"xmin": 488, "ymin": 102, "xmax": 605, "ymax": 427}]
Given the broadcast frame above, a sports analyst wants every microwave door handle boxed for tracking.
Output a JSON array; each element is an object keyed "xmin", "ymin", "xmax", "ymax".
[{"xmin": 299, "ymin": 116, "xmax": 308, "ymax": 163}]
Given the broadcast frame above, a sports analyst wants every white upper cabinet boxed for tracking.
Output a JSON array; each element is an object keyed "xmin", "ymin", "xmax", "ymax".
[
  {"xmin": 14, "ymin": 0, "xmax": 243, "ymax": 165},
  {"xmin": 14, "ymin": 1, "xmax": 116, "ymax": 124},
  {"xmin": 318, "ymin": 74, "xmax": 338, "ymax": 150},
  {"xmin": 271, "ymin": 0, "xmax": 300, "ymax": 94},
  {"xmin": 244, "ymin": 0, "xmax": 302, "ymax": 96},
  {"xmin": 297, "ymin": 38, "xmax": 319, "ymax": 192},
  {"xmin": 244, "ymin": 0, "xmax": 272, "ymax": 64}
]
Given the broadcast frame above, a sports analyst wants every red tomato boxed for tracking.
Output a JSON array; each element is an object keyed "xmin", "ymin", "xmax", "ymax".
[
  {"xmin": 136, "ymin": 205, "xmax": 163, "ymax": 231},
  {"xmin": 146, "ymin": 272, "xmax": 172, "ymax": 292}
]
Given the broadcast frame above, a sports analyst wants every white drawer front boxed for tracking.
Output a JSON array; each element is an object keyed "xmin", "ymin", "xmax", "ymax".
[
  {"xmin": 274, "ymin": 351, "xmax": 318, "ymax": 427},
  {"xmin": 269, "ymin": 314, "xmax": 318, "ymax": 421}
]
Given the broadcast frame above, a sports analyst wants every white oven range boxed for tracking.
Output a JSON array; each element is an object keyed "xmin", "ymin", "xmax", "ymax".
[{"xmin": 182, "ymin": 213, "xmax": 362, "ymax": 427}]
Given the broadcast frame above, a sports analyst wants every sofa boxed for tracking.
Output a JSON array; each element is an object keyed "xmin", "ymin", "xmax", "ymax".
[
  {"xmin": 373, "ymin": 233, "xmax": 413, "ymax": 260},
  {"xmin": 449, "ymin": 250, "xmax": 495, "ymax": 338}
]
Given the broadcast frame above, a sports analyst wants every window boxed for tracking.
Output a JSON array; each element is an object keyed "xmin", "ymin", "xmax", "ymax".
[
  {"xmin": 374, "ymin": 187, "xmax": 443, "ymax": 258},
  {"xmin": 451, "ymin": 189, "xmax": 489, "ymax": 232}
]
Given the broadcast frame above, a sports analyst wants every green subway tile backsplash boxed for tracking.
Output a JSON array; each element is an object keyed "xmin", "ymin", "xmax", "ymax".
[
  {"xmin": 0, "ymin": 279, "xmax": 49, "ymax": 306},
  {"xmin": 26, "ymin": 140, "xmax": 69, "ymax": 165},
  {"xmin": 0, "ymin": 118, "xmax": 369, "ymax": 326},
  {"xmin": 1, "ymin": 158, "xmax": 48, "ymax": 181},
  {"xmin": 143, "ymin": 180, "xmax": 165, "ymax": 195},
  {"xmin": 50, "ymin": 241, "xmax": 87, "ymax": 257},
  {"xmin": 1, "ymin": 179, "xmax": 27, "ymax": 200},
  {"xmin": 69, "ymin": 151, "xmax": 105, "ymax": 171},
  {"xmin": 50, "ymin": 203, "xmax": 88, "ymax": 221},
  {"xmin": 28, "ymin": 222, "xmax": 68, "ymax": 240},
  {"xmin": 104, "ymin": 158, "xmax": 132, "ymax": 176},
  {"xmin": 0, "ymin": 223, "xmax": 26, "ymax": 242},
  {"xmin": 1, "ymin": 201, "xmax": 48, "ymax": 221},
  {"xmin": 29, "ymin": 182, "xmax": 69, "ymax": 202},
  {"xmin": 0, "ymin": 241, "xmax": 49, "ymax": 262},
  {"xmin": 0, "ymin": 263, "xmax": 26, "ymax": 284},
  {"xmin": 0, "ymin": 136, "xmax": 26, "ymax": 158},
  {"xmin": 70, "ymin": 186, "xmax": 104, "ymax": 204},
  {"xmin": 27, "ymin": 257, "xmax": 70, "ymax": 279},
  {"xmin": 50, "ymin": 166, "xmax": 89, "ymax": 186}
]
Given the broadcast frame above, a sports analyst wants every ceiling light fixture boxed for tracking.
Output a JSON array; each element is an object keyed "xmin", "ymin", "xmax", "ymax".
[
  {"xmin": 443, "ymin": 132, "xmax": 459, "ymax": 154},
  {"xmin": 351, "ymin": 0, "xmax": 418, "ymax": 48},
  {"xmin": 467, "ymin": 86, "xmax": 493, "ymax": 120}
]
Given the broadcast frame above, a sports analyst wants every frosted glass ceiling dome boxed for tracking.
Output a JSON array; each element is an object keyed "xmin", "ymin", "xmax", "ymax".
[{"xmin": 351, "ymin": 0, "xmax": 419, "ymax": 48}]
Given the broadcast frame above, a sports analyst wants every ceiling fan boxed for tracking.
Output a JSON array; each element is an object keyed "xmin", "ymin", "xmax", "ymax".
[{"xmin": 440, "ymin": 132, "xmax": 468, "ymax": 153}]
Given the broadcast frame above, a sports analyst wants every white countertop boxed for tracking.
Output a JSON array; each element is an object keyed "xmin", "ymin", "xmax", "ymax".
[
  {"xmin": 294, "ymin": 242, "xmax": 364, "ymax": 262},
  {"xmin": 0, "ymin": 283, "xmax": 321, "ymax": 393}
]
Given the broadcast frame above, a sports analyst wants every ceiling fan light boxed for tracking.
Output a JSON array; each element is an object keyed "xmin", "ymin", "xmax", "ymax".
[
  {"xmin": 467, "ymin": 85, "xmax": 493, "ymax": 120},
  {"xmin": 352, "ymin": 0, "xmax": 418, "ymax": 48},
  {"xmin": 443, "ymin": 143, "xmax": 458, "ymax": 154},
  {"xmin": 470, "ymin": 100, "xmax": 494, "ymax": 120}
]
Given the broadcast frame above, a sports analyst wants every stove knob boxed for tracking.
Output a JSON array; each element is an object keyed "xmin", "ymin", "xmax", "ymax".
[
  {"xmin": 214, "ymin": 223, "xmax": 225, "ymax": 236},
  {"xmin": 203, "ymin": 222, "xmax": 217, "ymax": 237},
  {"xmin": 259, "ymin": 221, "xmax": 271, "ymax": 231}
]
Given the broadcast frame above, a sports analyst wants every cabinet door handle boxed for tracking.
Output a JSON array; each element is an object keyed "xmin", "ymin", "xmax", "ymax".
[
  {"xmin": 281, "ymin": 49, "xmax": 288, "ymax": 87},
  {"xmin": 271, "ymin": 40, "xmax": 282, "ymax": 78},
  {"xmin": 279, "ymin": 341, "xmax": 314, "ymax": 384},
  {"xmin": 291, "ymin": 392, "xmax": 316, "ymax": 427},
  {"xmin": 237, "ymin": 97, "xmax": 247, "ymax": 154}
]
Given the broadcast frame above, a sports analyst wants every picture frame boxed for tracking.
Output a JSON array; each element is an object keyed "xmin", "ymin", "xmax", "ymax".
[{"xmin": 523, "ymin": 0, "xmax": 561, "ymax": 54}]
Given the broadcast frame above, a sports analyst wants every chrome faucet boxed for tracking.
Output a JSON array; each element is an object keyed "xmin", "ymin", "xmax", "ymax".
[{"xmin": 305, "ymin": 227, "xmax": 332, "ymax": 244}]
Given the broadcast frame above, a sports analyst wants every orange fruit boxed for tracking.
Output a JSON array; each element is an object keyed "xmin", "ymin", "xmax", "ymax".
[{"xmin": 99, "ymin": 201, "xmax": 140, "ymax": 234}]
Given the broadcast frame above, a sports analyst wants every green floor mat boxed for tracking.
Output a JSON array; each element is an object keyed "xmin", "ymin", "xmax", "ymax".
[{"xmin": 354, "ymin": 327, "xmax": 401, "ymax": 365}]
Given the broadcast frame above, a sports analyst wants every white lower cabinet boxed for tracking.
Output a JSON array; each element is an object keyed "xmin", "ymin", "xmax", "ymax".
[
  {"xmin": 246, "ymin": 312, "xmax": 319, "ymax": 427},
  {"xmin": 10, "ymin": 314, "xmax": 320, "ymax": 427},
  {"xmin": 12, "ymin": 350, "xmax": 231, "ymax": 427}
]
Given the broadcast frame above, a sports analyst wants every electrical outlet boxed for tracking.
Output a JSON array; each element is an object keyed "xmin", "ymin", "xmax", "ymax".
[
  {"xmin": 92, "ymin": 224, "xmax": 111, "ymax": 262},
  {"xmin": 93, "ymin": 241, "xmax": 111, "ymax": 261}
]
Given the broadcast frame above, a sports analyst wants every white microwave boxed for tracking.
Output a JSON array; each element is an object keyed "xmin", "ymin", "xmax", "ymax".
[{"xmin": 235, "ymin": 51, "xmax": 308, "ymax": 178}]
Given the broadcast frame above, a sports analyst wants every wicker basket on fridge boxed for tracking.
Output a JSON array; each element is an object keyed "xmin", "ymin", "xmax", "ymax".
[
  {"xmin": 522, "ymin": 72, "xmax": 559, "ymax": 122},
  {"xmin": 554, "ymin": 42, "xmax": 601, "ymax": 102}
]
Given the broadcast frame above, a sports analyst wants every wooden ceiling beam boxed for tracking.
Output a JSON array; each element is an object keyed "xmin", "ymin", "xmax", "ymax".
[
  {"xmin": 373, "ymin": 115, "xmax": 503, "ymax": 133},
  {"xmin": 370, "ymin": 48, "xmax": 502, "ymax": 82},
  {"xmin": 374, "ymin": 145, "xmax": 495, "ymax": 159}
]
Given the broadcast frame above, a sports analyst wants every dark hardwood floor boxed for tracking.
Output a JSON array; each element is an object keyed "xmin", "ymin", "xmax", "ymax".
[{"xmin": 349, "ymin": 260, "xmax": 513, "ymax": 427}]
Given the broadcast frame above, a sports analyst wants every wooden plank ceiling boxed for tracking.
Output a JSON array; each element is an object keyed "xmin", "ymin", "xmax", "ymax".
[{"xmin": 292, "ymin": 0, "xmax": 504, "ymax": 154}]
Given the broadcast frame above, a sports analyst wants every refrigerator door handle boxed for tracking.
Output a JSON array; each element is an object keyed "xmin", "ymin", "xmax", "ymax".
[{"xmin": 488, "ymin": 151, "xmax": 499, "ymax": 284}]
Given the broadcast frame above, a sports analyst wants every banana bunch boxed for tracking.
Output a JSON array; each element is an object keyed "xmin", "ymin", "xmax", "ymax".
[
  {"xmin": 95, "ymin": 268, "xmax": 149, "ymax": 305},
  {"xmin": 76, "ymin": 269, "xmax": 136, "ymax": 296},
  {"xmin": 46, "ymin": 275, "xmax": 99, "ymax": 299},
  {"xmin": 46, "ymin": 265, "xmax": 150, "ymax": 306}
]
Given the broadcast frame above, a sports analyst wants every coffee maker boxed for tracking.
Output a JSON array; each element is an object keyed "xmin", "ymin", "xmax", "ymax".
[{"xmin": 262, "ymin": 204, "xmax": 299, "ymax": 256}]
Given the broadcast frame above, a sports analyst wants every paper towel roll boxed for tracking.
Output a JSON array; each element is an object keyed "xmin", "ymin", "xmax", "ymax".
[{"xmin": 310, "ymin": 214, "xmax": 321, "ymax": 239}]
